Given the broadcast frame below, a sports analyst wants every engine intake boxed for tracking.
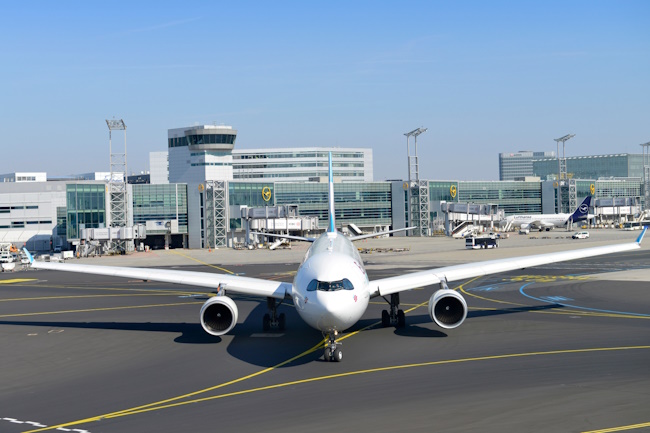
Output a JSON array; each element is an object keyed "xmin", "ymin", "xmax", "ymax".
[
  {"xmin": 200, "ymin": 296, "xmax": 238, "ymax": 336},
  {"xmin": 428, "ymin": 289, "xmax": 467, "ymax": 329}
]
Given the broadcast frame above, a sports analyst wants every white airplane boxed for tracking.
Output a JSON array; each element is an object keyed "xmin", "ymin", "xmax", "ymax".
[
  {"xmin": 504, "ymin": 195, "xmax": 594, "ymax": 231},
  {"xmin": 24, "ymin": 154, "xmax": 646, "ymax": 362}
]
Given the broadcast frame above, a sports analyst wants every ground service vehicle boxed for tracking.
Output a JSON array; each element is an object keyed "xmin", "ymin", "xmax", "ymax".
[
  {"xmin": 572, "ymin": 231, "xmax": 590, "ymax": 239},
  {"xmin": 465, "ymin": 236, "xmax": 499, "ymax": 249}
]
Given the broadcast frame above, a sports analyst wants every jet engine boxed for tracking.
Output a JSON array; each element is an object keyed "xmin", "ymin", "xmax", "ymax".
[
  {"xmin": 428, "ymin": 289, "xmax": 467, "ymax": 329},
  {"xmin": 200, "ymin": 296, "xmax": 238, "ymax": 336}
]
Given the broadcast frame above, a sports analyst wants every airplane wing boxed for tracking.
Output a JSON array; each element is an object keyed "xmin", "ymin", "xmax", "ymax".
[
  {"xmin": 349, "ymin": 227, "xmax": 416, "ymax": 241},
  {"xmin": 529, "ymin": 220, "xmax": 556, "ymax": 229},
  {"xmin": 251, "ymin": 232, "xmax": 317, "ymax": 242},
  {"xmin": 368, "ymin": 229, "xmax": 646, "ymax": 297},
  {"xmin": 25, "ymin": 250, "xmax": 291, "ymax": 300}
]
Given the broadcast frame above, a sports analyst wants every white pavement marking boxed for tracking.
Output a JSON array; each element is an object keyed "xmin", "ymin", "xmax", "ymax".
[{"xmin": 1, "ymin": 417, "xmax": 91, "ymax": 432}]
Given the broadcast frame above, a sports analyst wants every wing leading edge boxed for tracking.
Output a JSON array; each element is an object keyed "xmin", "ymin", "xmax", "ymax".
[
  {"xmin": 369, "ymin": 230, "xmax": 645, "ymax": 297},
  {"xmin": 28, "ymin": 257, "xmax": 291, "ymax": 299}
]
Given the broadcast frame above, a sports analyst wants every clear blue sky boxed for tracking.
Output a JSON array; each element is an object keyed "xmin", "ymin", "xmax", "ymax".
[{"xmin": 2, "ymin": 1, "xmax": 649, "ymax": 180}]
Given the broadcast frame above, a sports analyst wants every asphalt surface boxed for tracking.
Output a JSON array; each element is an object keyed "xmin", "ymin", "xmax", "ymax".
[{"xmin": 1, "ymin": 236, "xmax": 649, "ymax": 433}]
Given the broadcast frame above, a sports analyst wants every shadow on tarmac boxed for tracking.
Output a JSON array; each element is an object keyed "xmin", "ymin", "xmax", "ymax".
[
  {"xmin": 0, "ymin": 320, "xmax": 222, "ymax": 344},
  {"xmin": 467, "ymin": 303, "xmax": 563, "ymax": 318},
  {"xmin": 0, "ymin": 300, "xmax": 559, "ymax": 368}
]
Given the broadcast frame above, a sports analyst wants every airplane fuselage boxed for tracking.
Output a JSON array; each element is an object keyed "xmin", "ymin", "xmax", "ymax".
[
  {"xmin": 506, "ymin": 213, "xmax": 569, "ymax": 229},
  {"xmin": 292, "ymin": 231, "xmax": 370, "ymax": 333}
]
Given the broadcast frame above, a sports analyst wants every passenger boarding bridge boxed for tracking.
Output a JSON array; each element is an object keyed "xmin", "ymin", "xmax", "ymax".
[{"xmin": 440, "ymin": 202, "xmax": 504, "ymax": 237}]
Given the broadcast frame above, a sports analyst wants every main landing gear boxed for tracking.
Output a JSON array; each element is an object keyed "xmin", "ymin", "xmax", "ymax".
[
  {"xmin": 323, "ymin": 330, "xmax": 343, "ymax": 362},
  {"xmin": 262, "ymin": 297, "xmax": 286, "ymax": 331},
  {"xmin": 381, "ymin": 293, "xmax": 406, "ymax": 328}
]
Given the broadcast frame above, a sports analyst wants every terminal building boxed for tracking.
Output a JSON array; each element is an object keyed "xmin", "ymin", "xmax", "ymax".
[
  {"xmin": 533, "ymin": 153, "xmax": 645, "ymax": 180},
  {"xmin": 0, "ymin": 125, "xmax": 647, "ymax": 253}
]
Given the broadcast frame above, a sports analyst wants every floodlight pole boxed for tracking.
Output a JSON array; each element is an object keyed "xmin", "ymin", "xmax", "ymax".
[
  {"xmin": 553, "ymin": 134, "xmax": 575, "ymax": 213},
  {"xmin": 404, "ymin": 127, "xmax": 429, "ymax": 236},
  {"xmin": 106, "ymin": 118, "xmax": 129, "ymax": 253},
  {"xmin": 640, "ymin": 141, "xmax": 650, "ymax": 211},
  {"xmin": 405, "ymin": 127, "xmax": 427, "ymax": 183}
]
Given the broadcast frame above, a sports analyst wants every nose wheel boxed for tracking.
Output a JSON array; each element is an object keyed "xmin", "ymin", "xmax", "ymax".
[{"xmin": 323, "ymin": 330, "xmax": 342, "ymax": 362}]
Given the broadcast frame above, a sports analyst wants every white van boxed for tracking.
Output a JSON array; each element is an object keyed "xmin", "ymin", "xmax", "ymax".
[{"xmin": 572, "ymin": 231, "xmax": 589, "ymax": 239}]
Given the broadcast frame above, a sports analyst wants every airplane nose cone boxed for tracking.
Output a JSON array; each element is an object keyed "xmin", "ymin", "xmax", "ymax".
[{"xmin": 315, "ymin": 292, "xmax": 351, "ymax": 327}]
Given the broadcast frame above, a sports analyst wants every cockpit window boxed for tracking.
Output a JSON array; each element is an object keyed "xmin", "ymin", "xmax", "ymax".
[{"xmin": 306, "ymin": 278, "xmax": 354, "ymax": 292}]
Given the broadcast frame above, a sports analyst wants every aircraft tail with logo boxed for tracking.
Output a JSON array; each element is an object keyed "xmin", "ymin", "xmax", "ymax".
[{"xmin": 568, "ymin": 195, "xmax": 592, "ymax": 223}]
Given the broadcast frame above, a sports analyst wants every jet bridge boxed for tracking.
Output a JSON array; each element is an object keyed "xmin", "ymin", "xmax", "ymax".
[
  {"xmin": 239, "ymin": 205, "xmax": 319, "ymax": 247},
  {"xmin": 441, "ymin": 202, "xmax": 504, "ymax": 236}
]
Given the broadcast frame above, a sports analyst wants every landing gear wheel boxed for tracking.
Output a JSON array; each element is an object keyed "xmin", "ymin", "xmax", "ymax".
[
  {"xmin": 264, "ymin": 297, "xmax": 287, "ymax": 332},
  {"xmin": 324, "ymin": 330, "xmax": 341, "ymax": 362},
  {"xmin": 382, "ymin": 293, "xmax": 405, "ymax": 328},
  {"xmin": 278, "ymin": 313, "xmax": 286, "ymax": 331},
  {"xmin": 397, "ymin": 309, "xmax": 406, "ymax": 328},
  {"xmin": 262, "ymin": 313, "xmax": 271, "ymax": 331},
  {"xmin": 381, "ymin": 310, "xmax": 390, "ymax": 327}
]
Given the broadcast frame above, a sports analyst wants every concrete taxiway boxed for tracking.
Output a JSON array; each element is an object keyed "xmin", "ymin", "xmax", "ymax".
[{"xmin": 0, "ymin": 229, "xmax": 649, "ymax": 433}]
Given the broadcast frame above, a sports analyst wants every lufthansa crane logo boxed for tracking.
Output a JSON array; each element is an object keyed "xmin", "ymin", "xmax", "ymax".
[
  {"xmin": 262, "ymin": 186, "xmax": 272, "ymax": 202},
  {"xmin": 403, "ymin": 182, "xmax": 409, "ymax": 190},
  {"xmin": 450, "ymin": 185, "xmax": 457, "ymax": 198},
  {"xmin": 198, "ymin": 184, "xmax": 204, "ymax": 192},
  {"xmin": 590, "ymin": 183, "xmax": 595, "ymax": 195},
  {"xmin": 579, "ymin": 204, "xmax": 589, "ymax": 213}
]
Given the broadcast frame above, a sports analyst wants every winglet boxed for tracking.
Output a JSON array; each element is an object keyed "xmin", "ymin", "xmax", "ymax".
[
  {"xmin": 22, "ymin": 247, "xmax": 34, "ymax": 264},
  {"xmin": 636, "ymin": 227, "xmax": 647, "ymax": 244}
]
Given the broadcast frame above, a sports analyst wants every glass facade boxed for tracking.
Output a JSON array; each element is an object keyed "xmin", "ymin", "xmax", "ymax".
[
  {"xmin": 66, "ymin": 184, "xmax": 106, "ymax": 240},
  {"xmin": 457, "ymin": 181, "xmax": 543, "ymax": 215},
  {"xmin": 533, "ymin": 154, "xmax": 644, "ymax": 180},
  {"xmin": 499, "ymin": 151, "xmax": 555, "ymax": 180},
  {"xmin": 231, "ymin": 148, "xmax": 372, "ymax": 182},
  {"xmin": 275, "ymin": 182, "xmax": 391, "ymax": 228},
  {"xmin": 429, "ymin": 181, "xmax": 459, "ymax": 203},
  {"xmin": 132, "ymin": 184, "xmax": 188, "ymax": 234},
  {"xmin": 168, "ymin": 134, "xmax": 236, "ymax": 148},
  {"xmin": 56, "ymin": 206, "xmax": 67, "ymax": 236},
  {"xmin": 595, "ymin": 179, "xmax": 642, "ymax": 199},
  {"xmin": 234, "ymin": 151, "xmax": 365, "ymax": 159},
  {"xmin": 229, "ymin": 182, "xmax": 275, "ymax": 207}
]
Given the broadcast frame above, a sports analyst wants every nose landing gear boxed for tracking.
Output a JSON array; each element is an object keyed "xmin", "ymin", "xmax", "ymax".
[{"xmin": 323, "ymin": 330, "xmax": 342, "ymax": 362}]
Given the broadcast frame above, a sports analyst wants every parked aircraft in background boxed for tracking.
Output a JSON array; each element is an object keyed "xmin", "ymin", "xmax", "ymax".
[
  {"xmin": 24, "ymin": 156, "xmax": 646, "ymax": 362},
  {"xmin": 504, "ymin": 196, "xmax": 593, "ymax": 231}
]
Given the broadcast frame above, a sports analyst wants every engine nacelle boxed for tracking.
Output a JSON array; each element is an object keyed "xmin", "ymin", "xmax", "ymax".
[
  {"xmin": 428, "ymin": 289, "xmax": 467, "ymax": 329},
  {"xmin": 200, "ymin": 296, "xmax": 238, "ymax": 336}
]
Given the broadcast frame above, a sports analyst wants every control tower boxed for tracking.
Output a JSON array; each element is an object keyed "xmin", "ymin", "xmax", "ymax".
[{"xmin": 168, "ymin": 124, "xmax": 237, "ymax": 249}]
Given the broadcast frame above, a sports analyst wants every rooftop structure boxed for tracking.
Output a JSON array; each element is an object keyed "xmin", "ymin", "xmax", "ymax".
[
  {"xmin": 0, "ymin": 172, "xmax": 47, "ymax": 183},
  {"xmin": 499, "ymin": 151, "xmax": 555, "ymax": 181},
  {"xmin": 232, "ymin": 147, "xmax": 373, "ymax": 182}
]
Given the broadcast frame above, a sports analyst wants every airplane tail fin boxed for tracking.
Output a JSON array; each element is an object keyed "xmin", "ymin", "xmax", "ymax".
[
  {"xmin": 569, "ymin": 195, "xmax": 592, "ymax": 222},
  {"xmin": 22, "ymin": 247, "xmax": 34, "ymax": 264},
  {"xmin": 327, "ymin": 151, "xmax": 336, "ymax": 233}
]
